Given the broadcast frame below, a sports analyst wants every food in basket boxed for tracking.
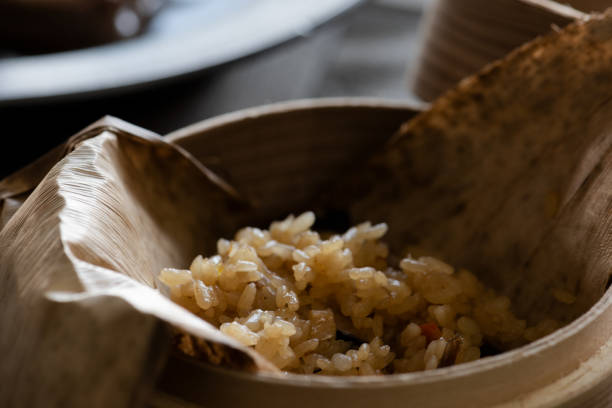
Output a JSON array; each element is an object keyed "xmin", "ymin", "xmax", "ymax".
[{"xmin": 159, "ymin": 212, "xmax": 559, "ymax": 375}]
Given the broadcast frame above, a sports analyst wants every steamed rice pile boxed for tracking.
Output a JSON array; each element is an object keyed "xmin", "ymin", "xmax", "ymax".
[{"xmin": 159, "ymin": 212, "xmax": 558, "ymax": 375}]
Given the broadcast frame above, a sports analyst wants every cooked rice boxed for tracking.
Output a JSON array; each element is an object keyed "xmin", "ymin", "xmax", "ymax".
[{"xmin": 159, "ymin": 212, "xmax": 558, "ymax": 375}]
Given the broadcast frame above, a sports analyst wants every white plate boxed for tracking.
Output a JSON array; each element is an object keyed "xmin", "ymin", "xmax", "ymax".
[{"xmin": 0, "ymin": 0, "xmax": 361, "ymax": 105}]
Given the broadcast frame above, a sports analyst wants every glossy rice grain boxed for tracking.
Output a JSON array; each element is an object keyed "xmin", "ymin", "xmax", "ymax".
[{"xmin": 160, "ymin": 212, "xmax": 558, "ymax": 375}]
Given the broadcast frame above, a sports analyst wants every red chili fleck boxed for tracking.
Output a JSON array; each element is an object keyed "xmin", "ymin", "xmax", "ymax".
[{"xmin": 420, "ymin": 322, "xmax": 442, "ymax": 343}]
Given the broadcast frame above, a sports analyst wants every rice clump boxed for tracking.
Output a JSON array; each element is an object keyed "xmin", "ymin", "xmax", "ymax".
[{"xmin": 159, "ymin": 212, "xmax": 558, "ymax": 375}]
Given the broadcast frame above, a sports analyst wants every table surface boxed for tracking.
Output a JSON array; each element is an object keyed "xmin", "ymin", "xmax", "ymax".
[{"xmin": 0, "ymin": 1, "xmax": 423, "ymax": 178}]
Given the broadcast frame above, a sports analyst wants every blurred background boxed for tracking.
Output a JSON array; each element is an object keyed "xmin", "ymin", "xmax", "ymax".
[
  {"xmin": 4, "ymin": 0, "xmax": 606, "ymax": 179},
  {"xmin": 0, "ymin": 0, "xmax": 427, "ymax": 178}
]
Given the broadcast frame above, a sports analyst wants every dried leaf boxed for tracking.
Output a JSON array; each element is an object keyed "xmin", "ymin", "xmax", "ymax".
[
  {"xmin": 0, "ymin": 116, "xmax": 274, "ymax": 408},
  {"xmin": 347, "ymin": 11, "xmax": 612, "ymax": 324}
]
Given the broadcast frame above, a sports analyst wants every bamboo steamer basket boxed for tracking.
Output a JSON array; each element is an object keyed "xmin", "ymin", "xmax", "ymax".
[
  {"xmin": 2, "ymin": 9, "xmax": 612, "ymax": 408},
  {"xmin": 410, "ymin": 0, "xmax": 612, "ymax": 101},
  {"xmin": 165, "ymin": 98, "xmax": 420, "ymax": 226},
  {"xmin": 144, "ymin": 95, "xmax": 612, "ymax": 408}
]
